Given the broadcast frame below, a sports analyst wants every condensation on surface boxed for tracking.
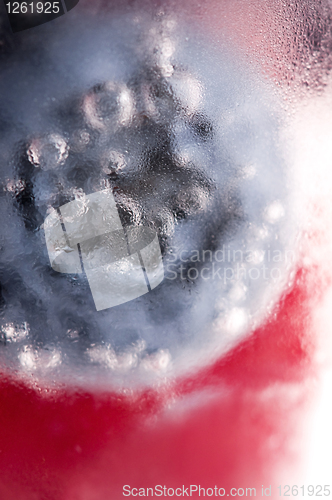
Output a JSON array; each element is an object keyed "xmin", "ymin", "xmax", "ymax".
[
  {"xmin": 0, "ymin": 2, "xmax": 303, "ymax": 389},
  {"xmin": 1, "ymin": 1, "xmax": 332, "ymax": 495}
]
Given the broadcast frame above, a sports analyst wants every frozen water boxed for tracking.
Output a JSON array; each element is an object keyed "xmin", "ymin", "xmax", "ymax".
[{"xmin": 0, "ymin": 9, "xmax": 297, "ymax": 388}]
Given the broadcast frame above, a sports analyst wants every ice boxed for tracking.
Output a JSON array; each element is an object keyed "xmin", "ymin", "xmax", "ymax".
[{"xmin": 0, "ymin": 9, "xmax": 297, "ymax": 388}]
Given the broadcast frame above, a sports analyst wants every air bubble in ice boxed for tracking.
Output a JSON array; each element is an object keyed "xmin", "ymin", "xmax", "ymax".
[
  {"xmin": 224, "ymin": 308, "xmax": 249, "ymax": 336},
  {"xmin": 141, "ymin": 349, "xmax": 171, "ymax": 373},
  {"xmin": 101, "ymin": 151, "xmax": 126, "ymax": 174},
  {"xmin": 265, "ymin": 201, "xmax": 285, "ymax": 224},
  {"xmin": 19, "ymin": 346, "xmax": 61, "ymax": 372},
  {"xmin": 0, "ymin": 322, "xmax": 29, "ymax": 343},
  {"xmin": 27, "ymin": 134, "xmax": 69, "ymax": 170},
  {"xmin": 82, "ymin": 82, "xmax": 134, "ymax": 132}
]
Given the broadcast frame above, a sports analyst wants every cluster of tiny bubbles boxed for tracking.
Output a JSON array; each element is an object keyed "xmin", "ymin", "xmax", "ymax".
[{"xmin": 0, "ymin": 9, "xmax": 297, "ymax": 389}]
